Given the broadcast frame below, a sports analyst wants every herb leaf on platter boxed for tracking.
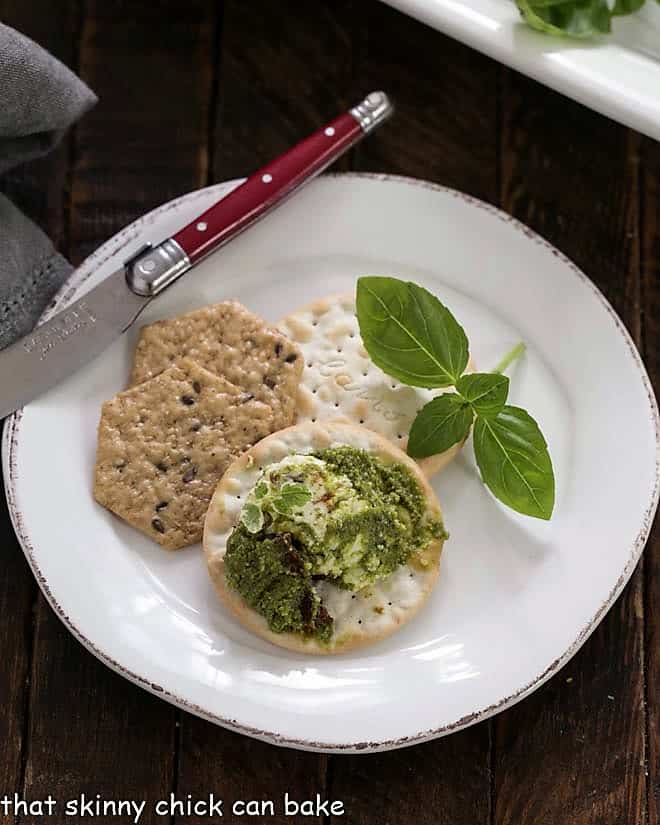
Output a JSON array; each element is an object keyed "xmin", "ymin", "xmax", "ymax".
[
  {"xmin": 456, "ymin": 373, "xmax": 509, "ymax": 417},
  {"xmin": 515, "ymin": 0, "xmax": 612, "ymax": 36},
  {"xmin": 356, "ymin": 276, "xmax": 469, "ymax": 388},
  {"xmin": 611, "ymin": 0, "xmax": 645, "ymax": 13},
  {"xmin": 407, "ymin": 394, "xmax": 474, "ymax": 458},
  {"xmin": 473, "ymin": 406, "xmax": 555, "ymax": 520}
]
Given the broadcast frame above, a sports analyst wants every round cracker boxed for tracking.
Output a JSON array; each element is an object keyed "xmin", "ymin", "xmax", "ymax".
[
  {"xmin": 203, "ymin": 422, "xmax": 446, "ymax": 655},
  {"xmin": 278, "ymin": 293, "xmax": 474, "ymax": 477}
]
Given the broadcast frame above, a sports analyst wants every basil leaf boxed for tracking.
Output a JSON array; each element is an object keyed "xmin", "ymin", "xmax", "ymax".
[
  {"xmin": 254, "ymin": 481, "xmax": 268, "ymax": 500},
  {"xmin": 356, "ymin": 276, "xmax": 469, "ymax": 388},
  {"xmin": 515, "ymin": 0, "xmax": 612, "ymax": 36},
  {"xmin": 473, "ymin": 406, "xmax": 555, "ymax": 520},
  {"xmin": 456, "ymin": 373, "xmax": 509, "ymax": 417},
  {"xmin": 272, "ymin": 482, "xmax": 312, "ymax": 515},
  {"xmin": 407, "ymin": 394, "xmax": 473, "ymax": 458},
  {"xmin": 241, "ymin": 503, "xmax": 264, "ymax": 534},
  {"xmin": 611, "ymin": 0, "xmax": 645, "ymax": 13}
]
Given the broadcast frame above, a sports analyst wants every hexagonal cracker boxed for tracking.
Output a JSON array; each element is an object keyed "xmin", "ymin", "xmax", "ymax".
[
  {"xmin": 94, "ymin": 358, "xmax": 276, "ymax": 549},
  {"xmin": 129, "ymin": 301, "xmax": 303, "ymax": 432}
]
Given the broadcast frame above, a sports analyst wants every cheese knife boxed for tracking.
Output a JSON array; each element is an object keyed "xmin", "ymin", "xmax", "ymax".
[{"xmin": 0, "ymin": 91, "xmax": 393, "ymax": 419}]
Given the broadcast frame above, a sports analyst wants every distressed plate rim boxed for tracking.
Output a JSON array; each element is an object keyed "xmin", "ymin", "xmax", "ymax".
[{"xmin": 3, "ymin": 173, "xmax": 659, "ymax": 752}]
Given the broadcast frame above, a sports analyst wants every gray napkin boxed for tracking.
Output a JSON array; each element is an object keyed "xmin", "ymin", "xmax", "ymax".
[{"xmin": 0, "ymin": 22, "xmax": 97, "ymax": 350}]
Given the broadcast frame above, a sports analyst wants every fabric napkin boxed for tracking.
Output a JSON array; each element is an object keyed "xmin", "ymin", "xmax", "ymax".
[{"xmin": 0, "ymin": 22, "xmax": 97, "ymax": 350}]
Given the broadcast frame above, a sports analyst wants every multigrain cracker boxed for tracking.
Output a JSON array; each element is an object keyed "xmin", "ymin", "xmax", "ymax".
[
  {"xmin": 204, "ymin": 422, "xmax": 445, "ymax": 655},
  {"xmin": 130, "ymin": 301, "xmax": 303, "ymax": 430},
  {"xmin": 94, "ymin": 358, "xmax": 277, "ymax": 550},
  {"xmin": 279, "ymin": 293, "xmax": 475, "ymax": 477}
]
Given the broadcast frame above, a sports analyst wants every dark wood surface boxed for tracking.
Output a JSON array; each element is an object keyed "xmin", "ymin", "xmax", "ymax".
[{"xmin": 0, "ymin": 2, "xmax": 657, "ymax": 823}]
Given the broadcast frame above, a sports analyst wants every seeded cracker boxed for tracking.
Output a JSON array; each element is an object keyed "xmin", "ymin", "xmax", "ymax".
[
  {"xmin": 94, "ymin": 359, "xmax": 277, "ymax": 550},
  {"xmin": 130, "ymin": 301, "xmax": 303, "ymax": 431}
]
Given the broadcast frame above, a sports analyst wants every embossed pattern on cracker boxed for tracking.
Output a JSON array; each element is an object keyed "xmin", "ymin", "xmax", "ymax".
[
  {"xmin": 279, "ymin": 293, "xmax": 474, "ymax": 477},
  {"xmin": 130, "ymin": 301, "xmax": 303, "ymax": 431},
  {"xmin": 94, "ymin": 358, "xmax": 277, "ymax": 550}
]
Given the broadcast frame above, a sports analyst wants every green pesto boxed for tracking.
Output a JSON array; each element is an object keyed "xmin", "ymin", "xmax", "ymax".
[
  {"xmin": 224, "ymin": 446, "xmax": 446, "ymax": 643},
  {"xmin": 225, "ymin": 528, "xmax": 333, "ymax": 642}
]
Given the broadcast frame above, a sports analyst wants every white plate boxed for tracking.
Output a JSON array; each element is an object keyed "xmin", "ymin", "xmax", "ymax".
[
  {"xmin": 3, "ymin": 175, "xmax": 658, "ymax": 752},
  {"xmin": 383, "ymin": 0, "xmax": 660, "ymax": 142}
]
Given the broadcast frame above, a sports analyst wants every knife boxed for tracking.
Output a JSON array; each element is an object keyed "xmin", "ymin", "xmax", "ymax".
[{"xmin": 0, "ymin": 91, "xmax": 393, "ymax": 419}]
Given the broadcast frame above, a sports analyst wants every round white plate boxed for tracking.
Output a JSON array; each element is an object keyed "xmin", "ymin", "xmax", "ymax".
[{"xmin": 4, "ymin": 175, "xmax": 658, "ymax": 752}]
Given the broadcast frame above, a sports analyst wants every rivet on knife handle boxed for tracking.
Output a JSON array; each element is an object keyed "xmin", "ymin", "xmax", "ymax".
[{"xmin": 125, "ymin": 91, "xmax": 393, "ymax": 297}]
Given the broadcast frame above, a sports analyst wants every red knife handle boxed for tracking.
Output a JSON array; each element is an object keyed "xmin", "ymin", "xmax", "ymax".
[
  {"xmin": 125, "ymin": 91, "xmax": 393, "ymax": 297},
  {"xmin": 175, "ymin": 112, "xmax": 360, "ymax": 264}
]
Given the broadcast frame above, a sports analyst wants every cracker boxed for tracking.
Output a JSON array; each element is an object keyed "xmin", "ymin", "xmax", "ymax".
[
  {"xmin": 130, "ymin": 301, "xmax": 303, "ymax": 431},
  {"xmin": 204, "ymin": 421, "xmax": 445, "ymax": 655},
  {"xmin": 94, "ymin": 358, "xmax": 278, "ymax": 550},
  {"xmin": 279, "ymin": 293, "xmax": 474, "ymax": 477}
]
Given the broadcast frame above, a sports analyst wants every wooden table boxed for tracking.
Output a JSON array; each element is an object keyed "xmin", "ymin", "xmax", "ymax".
[{"xmin": 0, "ymin": 2, "xmax": 657, "ymax": 823}]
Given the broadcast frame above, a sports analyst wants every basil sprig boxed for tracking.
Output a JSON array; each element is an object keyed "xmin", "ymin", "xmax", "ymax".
[
  {"xmin": 515, "ymin": 0, "xmax": 655, "ymax": 39},
  {"xmin": 356, "ymin": 277, "xmax": 555, "ymax": 520},
  {"xmin": 241, "ymin": 481, "xmax": 312, "ymax": 534}
]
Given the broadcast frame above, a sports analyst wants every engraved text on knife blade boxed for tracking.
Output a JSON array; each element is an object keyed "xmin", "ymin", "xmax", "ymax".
[{"xmin": 21, "ymin": 301, "xmax": 98, "ymax": 360}]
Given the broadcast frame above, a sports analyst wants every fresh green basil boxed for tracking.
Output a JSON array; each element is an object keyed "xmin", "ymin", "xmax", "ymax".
[
  {"xmin": 355, "ymin": 277, "xmax": 555, "ymax": 520},
  {"xmin": 611, "ymin": 0, "xmax": 645, "ymax": 13},
  {"xmin": 407, "ymin": 394, "xmax": 474, "ymax": 458},
  {"xmin": 516, "ymin": 0, "xmax": 611, "ymax": 36},
  {"xmin": 272, "ymin": 482, "xmax": 312, "ymax": 515},
  {"xmin": 473, "ymin": 406, "xmax": 555, "ymax": 520},
  {"xmin": 515, "ymin": 0, "xmax": 653, "ymax": 37},
  {"xmin": 456, "ymin": 373, "xmax": 509, "ymax": 417},
  {"xmin": 356, "ymin": 277, "xmax": 469, "ymax": 388},
  {"xmin": 241, "ymin": 503, "xmax": 264, "ymax": 534}
]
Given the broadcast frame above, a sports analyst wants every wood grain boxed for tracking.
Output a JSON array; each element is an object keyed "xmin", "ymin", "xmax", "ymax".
[
  {"xmin": 641, "ymin": 134, "xmax": 660, "ymax": 825},
  {"xmin": 176, "ymin": 724, "xmax": 327, "ymax": 824},
  {"xmin": 328, "ymin": 728, "xmax": 492, "ymax": 825},
  {"xmin": 18, "ymin": 2, "xmax": 217, "ymax": 822},
  {"xmin": 175, "ymin": 3, "xmax": 355, "ymax": 819},
  {"xmin": 68, "ymin": 0, "xmax": 217, "ymax": 264},
  {"xmin": 495, "ymin": 70, "xmax": 647, "ymax": 825},
  {"xmin": 211, "ymin": 0, "xmax": 354, "ymax": 182},
  {"xmin": 328, "ymin": 4, "xmax": 499, "ymax": 823},
  {"xmin": 351, "ymin": 1, "xmax": 500, "ymax": 203},
  {"xmin": 0, "ymin": 0, "xmax": 79, "ymax": 803}
]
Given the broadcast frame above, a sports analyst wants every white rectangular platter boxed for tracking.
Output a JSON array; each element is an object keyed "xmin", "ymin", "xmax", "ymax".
[{"xmin": 383, "ymin": 0, "xmax": 660, "ymax": 141}]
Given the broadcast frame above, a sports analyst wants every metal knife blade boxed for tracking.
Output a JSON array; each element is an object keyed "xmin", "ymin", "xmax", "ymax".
[{"xmin": 0, "ymin": 269, "xmax": 149, "ymax": 419}]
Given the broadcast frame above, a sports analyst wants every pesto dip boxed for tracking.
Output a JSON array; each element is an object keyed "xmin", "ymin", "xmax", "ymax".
[{"xmin": 224, "ymin": 446, "xmax": 446, "ymax": 643}]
